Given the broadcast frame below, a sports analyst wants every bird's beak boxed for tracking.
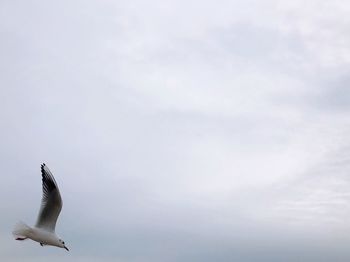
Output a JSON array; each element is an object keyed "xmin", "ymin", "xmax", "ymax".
[{"xmin": 64, "ymin": 246, "xmax": 69, "ymax": 251}]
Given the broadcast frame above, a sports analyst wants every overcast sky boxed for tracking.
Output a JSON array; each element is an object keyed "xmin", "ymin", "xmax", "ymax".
[{"xmin": 1, "ymin": 0, "xmax": 350, "ymax": 261}]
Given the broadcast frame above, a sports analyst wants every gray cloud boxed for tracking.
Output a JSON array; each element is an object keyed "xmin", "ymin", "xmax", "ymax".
[{"xmin": 1, "ymin": 0, "xmax": 350, "ymax": 261}]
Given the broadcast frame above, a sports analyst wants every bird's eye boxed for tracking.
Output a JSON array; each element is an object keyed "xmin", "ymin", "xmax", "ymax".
[{"xmin": 63, "ymin": 241, "xmax": 65, "ymax": 245}]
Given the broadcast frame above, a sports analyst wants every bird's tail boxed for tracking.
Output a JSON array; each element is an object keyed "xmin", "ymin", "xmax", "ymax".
[{"xmin": 12, "ymin": 221, "xmax": 31, "ymax": 240}]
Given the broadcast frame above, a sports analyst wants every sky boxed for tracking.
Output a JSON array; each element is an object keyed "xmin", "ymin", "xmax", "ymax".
[{"xmin": 1, "ymin": 0, "xmax": 350, "ymax": 261}]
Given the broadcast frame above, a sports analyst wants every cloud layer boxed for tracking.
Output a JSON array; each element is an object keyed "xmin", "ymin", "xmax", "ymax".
[{"xmin": 1, "ymin": 0, "xmax": 350, "ymax": 261}]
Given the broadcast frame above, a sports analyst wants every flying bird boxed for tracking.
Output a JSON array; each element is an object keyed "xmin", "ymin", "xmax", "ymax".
[{"xmin": 12, "ymin": 163, "xmax": 69, "ymax": 251}]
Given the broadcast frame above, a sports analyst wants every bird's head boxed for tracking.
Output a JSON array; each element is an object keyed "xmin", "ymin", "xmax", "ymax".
[{"xmin": 58, "ymin": 238, "xmax": 69, "ymax": 251}]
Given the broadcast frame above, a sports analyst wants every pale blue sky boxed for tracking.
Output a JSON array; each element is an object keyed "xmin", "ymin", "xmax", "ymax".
[{"xmin": 1, "ymin": 0, "xmax": 350, "ymax": 261}]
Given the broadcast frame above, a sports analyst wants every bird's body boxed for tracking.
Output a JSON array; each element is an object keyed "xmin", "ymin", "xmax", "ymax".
[
  {"xmin": 12, "ymin": 164, "xmax": 69, "ymax": 251},
  {"xmin": 16, "ymin": 226, "xmax": 60, "ymax": 247}
]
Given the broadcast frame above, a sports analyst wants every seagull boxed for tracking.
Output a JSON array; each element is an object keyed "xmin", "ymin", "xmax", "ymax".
[{"xmin": 12, "ymin": 163, "xmax": 69, "ymax": 251}]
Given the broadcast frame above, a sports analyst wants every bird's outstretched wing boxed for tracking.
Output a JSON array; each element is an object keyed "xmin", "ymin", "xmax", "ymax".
[{"xmin": 35, "ymin": 163, "xmax": 63, "ymax": 232}]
